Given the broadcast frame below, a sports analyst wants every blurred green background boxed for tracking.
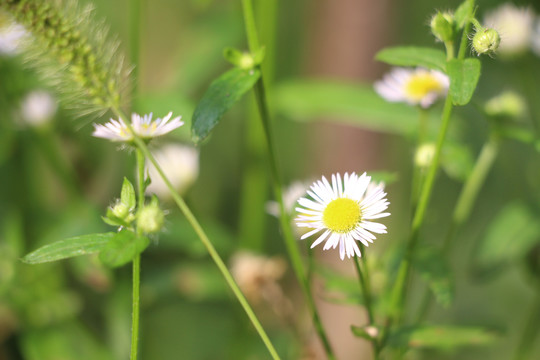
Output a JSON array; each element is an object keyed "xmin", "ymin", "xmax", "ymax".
[{"xmin": 2, "ymin": 0, "xmax": 540, "ymax": 359}]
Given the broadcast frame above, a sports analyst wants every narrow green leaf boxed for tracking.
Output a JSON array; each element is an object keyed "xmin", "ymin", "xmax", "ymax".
[
  {"xmin": 273, "ymin": 80, "xmax": 421, "ymax": 136},
  {"xmin": 476, "ymin": 202, "xmax": 540, "ymax": 269},
  {"xmin": 375, "ymin": 46, "xmax": 447, "ymax": 71},
  {"xmin": 387, "ymin": 325, "xmax": 496, "ymax": 350},
  {"xmin": 99, "ymin": 230, "xmax": 150, "ymax": 268},
  {"xmin": 448, "ymin": 58, "xmax": 481, "ymax": 106},
  {"xmin": 192, "ymin": 67, "xmax": 261, "ymax": 143},
  {"xmin": 454, "ymin": 0, "xmax": 475, "ymax": 29},
  {"xmin": 120, "ymin": 177, "xmax": 136, "ymax": 209},
  {"xmin": 22, "ymin": 233, "xmax": 115, "ymax": 264},
  {"xmin": 414, "ymin": 247, "xmax": 453, "ymax": 308}
]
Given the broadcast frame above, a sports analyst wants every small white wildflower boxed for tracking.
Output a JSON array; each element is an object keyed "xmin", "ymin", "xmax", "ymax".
[
  {"xmin": 92, "ymin": 112, "xmax": 183, "ymax": 142},
  {"xmin": 295, "ymin": 172, "xmax": 390, "ymax": 260},
  {"xmin": 145, "ymin": 144, "xmax": 199, "ymax": 200},
  {"xmin": 20, "ymin": 91, "xmax": 57, "ymax": 127},
  {"xmin": 266, "ymin": 181, "xmax": 309, "ymax": 217},
  {"xmin": 484, "ymin": 4, "xmax": 534, "ymax": 57},
  {"xmin": 374, "ymin": 67, "xmax": 449, "ymax": 108},
  {"xmin": 0, "ymin": 19, "xmax": 27, "ymax": 56}
]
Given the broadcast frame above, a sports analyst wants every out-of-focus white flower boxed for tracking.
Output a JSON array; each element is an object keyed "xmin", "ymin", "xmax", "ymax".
[
  {"xmin": 484, "ymin": 90, "xmax": 526, "ymax": 118},
  {"xmin": 415, "ymin": 143, "xmax": 436, "ymax": 169},
  {"xmin": 145, "ymin": 144, "xmax": 199, "ymax": 199},
  {"xmin": 230, "ymin": 251, "xmax": 288, "ymax": 307},
  {"xmin": 295, "ymin": 172, "xmax": 390, "ymax": 260},
  {"xmin": 0, "ymin": 18, "xmax": 27, "ymax": 56},
  {"xmin": 93, "ymin": 112, "xmax": 183, "ymax": 142},
  {"xmin": 484, "ymin": 4, "xmax": 534, "ymax": 57},
  {"xmin": 20, "ymin": 91, "xmax": 57, "ymax": 127},
  {"xmin": 266, "ymin": 181, "xmax": 309, "ymax": 217},
  {"xmin": 374, "ymin": 67, "xmax": 449, "ymax": 108}
]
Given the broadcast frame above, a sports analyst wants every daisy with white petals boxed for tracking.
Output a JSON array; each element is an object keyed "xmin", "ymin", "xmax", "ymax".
[
  {"xmin": 295, "ymin": 172, "xmax": 390, "ymax": 260},
  {"xmin": 92, "ymin": 112, "xmax": 183, "ymax": 142},
  {"xmin": 374, "ymin": 67, "xmax": 449, "ymax": 108}
]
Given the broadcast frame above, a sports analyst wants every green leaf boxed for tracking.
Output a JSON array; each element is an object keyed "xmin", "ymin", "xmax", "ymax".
[
  {"xmin": 120, "ymin": 177, "xmax": 136, "ymax": 210},
  {"xmin": 414, "ymin": 247, "xmax": 453, "ymax": 308},
  {"xmin": 223, "ymin": 47, "xmax": 245, "ymax": 66},
  {"xmin": 454, "ymin": 0, "xmax": 475, "ymax": 29},
  {"xmin": 447, "ymin": 58, "xmax": 481, "ymax": 106},
  {"xmin": 476, "ymin": 202, "xmax": 540, "ymax": 269},
  {"xmin": 192, "ymin": 67, "xmax": 261, "ymax": 143},
  {"xmin": 441, "ymin": 141, "xmax": 474, "ymax": 181},
  {"xmin": 99, "ymin": 230, "xmax": 150, "ymax": 268},
  {"xmin": 387, "ymin": 325, "xmax": 496, "ymax": 350},
  {"xmin": 273, "ymin": 80, "xmax": 421, "ymax": 136},
  {"xmin": 22, "ymin": 233, "xmax": 115, "ymax": 264},
  {"xmin": 375, "ymin": 46, "xmax": 447, "ymax": 71}
]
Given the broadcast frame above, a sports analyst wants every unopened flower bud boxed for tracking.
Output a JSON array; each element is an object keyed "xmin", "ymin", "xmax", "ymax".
[
  {"xmin": 430, "ymin": 12, "xmax": 454, "ymax": 43},
  {"xmin": 239, "ymin": 53, "xmax": 255, "ymax": 70},
  {"xmin": 111, "ymin": 202, "xmax": 130, "ymax": 219},
  {"xmin": 484, "ymin": 91, "xmax": 526, "ymax": 118},
  {"xmin": 472, "ymin": 27, "xmax": 500, "ymax": 56},
  {"xmin": 415, "ymin": 143, "xmax": 436, "ymax": 168},
  {"xmin": 137, "ymin": 198, "xmax": 164, "ymax": 234}
]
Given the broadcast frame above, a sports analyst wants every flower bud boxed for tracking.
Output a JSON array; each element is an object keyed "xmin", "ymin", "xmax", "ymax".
[
  {"xmin": 239, "ymin": 53, "xmax": 255, "ymax": 70},
  {"xmin": 415, "ymin": 143, "xmax": 436, "ymax": 168},
  {"xmin": 472, "ymin": 28, "xmax": 500, "ymax": 56},
  {"xmin": 111, "ymin": 202, "xmax": 130, "ymax": 219},
  {"xmin": 136, "ymin": 197, "xmax": 164, "ymax": 234},
  {"xmin": 484, "ymin": 91, "xmax": 526, "ymax": 118},
  {"xmin": 430, "ymin": 12, "xmax": 454, "ymax": 43}
]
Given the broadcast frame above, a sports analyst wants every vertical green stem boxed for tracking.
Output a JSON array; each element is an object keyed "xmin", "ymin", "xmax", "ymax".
[
  {"xmin": 240, "ymin": 1, "xmax": 336, "ymax": 357},
  {"xmin": 513, "ymin": 291, "xmax": 540, "ymax": 360},
  {"xmin": 130, "ymin": 149, "xmax": 145, "ymax": 360},
  {"xmin": 112, "ymin": 109, "xmax": 281, "ymax": 360}
]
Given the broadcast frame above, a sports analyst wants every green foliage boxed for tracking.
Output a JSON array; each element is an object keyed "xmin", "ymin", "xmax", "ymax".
[
  {"xmin": 99, "ymin": 229, "xmax": 150, "ymax": 268},
  {"xmin": 375, "ymin": 46, "xmax": 447, "ymax": 71},
  {"xmin": 22, "ymin": 233, "xmax": 115, "ymax": 264},
  {"xmin": 447, "ymin": 58, "xmax": 481, "ymax": 106},
  {"xmin": 386, "ymin": 325, "xmax": 497, "ymax": 350},
  {"xmin": 454, "ymin": 0, "xmax": 475, "ymax": 30},
  {"xmin": 273, "ymin": 80, "xmax": 419, "ymax": 136},
  {"xmin": 441, "ymin": 141, "xmax": 474, "ymax": 181},
  {"xmin": 414, "ymin": 247, "xmax": 454, "ymax": 307},
  {"xmin": 476, "ymin": 202, "xmax": 540, "ymax": 270},
  {"xmin": 191, "ymin": 67, "xmax": 261, "ymax": 143},
  {"xmin": 120, "ymin": 177, "xmax": 136, "ymax": 210}
]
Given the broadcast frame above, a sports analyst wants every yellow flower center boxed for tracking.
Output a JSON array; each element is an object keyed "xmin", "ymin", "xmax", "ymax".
[
  {"xmin": 323, "ymin": 198, "xmax": 361, "ymax": 233},
  {"xmin": 404, "ymin": 73, "xmax": 443, "ymax": 101}
]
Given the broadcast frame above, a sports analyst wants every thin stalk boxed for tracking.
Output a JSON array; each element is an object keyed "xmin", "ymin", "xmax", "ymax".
[
  {"xmin": 513, "ymin": 291, "xmax": 540, "ymax": 360},
  {"xmin": 411, "ymin": 108, "xmax": 430, "ymax": 210},
  {"xmin": 416, "ymin": 136, "xmax": 499, "ymax": 322},
  {"xmin": 240, "ymin": 1, "xmax": 336, "ymax": 358},
  {"xmin": 111, "ymin": 108, "xmax": 281, "ymax": 360},
  {"xmin": 353, "ymin": 254, "xmax": 379, "ymax": 359},
  {"xmin": 130, "ymin": 149, "xmax": 146, "ymax": 360}
]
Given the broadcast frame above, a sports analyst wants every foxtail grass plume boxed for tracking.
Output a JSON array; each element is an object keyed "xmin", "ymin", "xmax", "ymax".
[
  {"xmin": 374, "ymin": 67, "xmax": 449, "ymax": 108},
  {"xmin": 295, "ymin": 172, "xmax": 390, "ymax": 260},
  {"xmin": 0, "ymin": 0, "xmax": 131, "ymax": 116}
]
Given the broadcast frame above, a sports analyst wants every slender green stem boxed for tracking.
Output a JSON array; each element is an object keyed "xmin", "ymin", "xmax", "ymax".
[
  {"xmin": 353, "ymin": 253, "xmax": 379, "ymax": 359},
  {"xmin": 111, "ymin": 108, "xmax": 281, "ymax": 360},
  {"xmin": 130, "ymin": 149, "xmax": 145, "ymax": 360},
  {"xmin": 513, "ymin": 291, "xmax": 540, "ymax": 360},
  {"xmin": 240, "ymin": 1, "xmax": 336, "ymax": 357}
]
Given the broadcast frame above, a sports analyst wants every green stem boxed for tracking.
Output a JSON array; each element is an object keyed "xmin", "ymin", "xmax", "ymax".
[
  {"xmin": 353, "ymin": 253, "xmax": 379, "ymax": 359},
  {"xmin": 240, "ymin": 2, "xmax": 336, "ymax": 357},
  {"xmin": 130, "ymin": 149, "xmax": 146, "ymax": 360},
  {"xmin": 111, "ymin": 108, "xmax": 281, "ymax": 360},
  {"xmin": 513, "ymin": 291, "xmax": 540, "ymax": 360}
]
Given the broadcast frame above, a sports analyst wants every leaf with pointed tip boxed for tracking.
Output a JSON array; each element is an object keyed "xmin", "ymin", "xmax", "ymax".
[
  {"xmin": 120, "ymin": 177, "xmax": 136, "ymax": 210},
  {"xmin": 375, "ymin": 46, "xmax": 447, "ymax": 71},
  {"xmin": 448, "ymin": 58, "xmax": 481, "ymax": 106},
  {"xmin": 22, "ymin": 233, "xmax": 115, "ymax": 264},
  {"xmin": 192, "ymin": 68, "xmax": 260, "ymax": 143},
  {"xmin": 454, "ymin": 0, "xmax": 475, "ymax": 29}
]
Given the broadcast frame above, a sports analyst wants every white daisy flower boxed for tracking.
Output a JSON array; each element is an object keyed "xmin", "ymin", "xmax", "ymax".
[
  {"xmin": 484, "ymin": 4, "xmax": 534, "ymax": 57},
  {"xmin": 374, "ymin": 67, "xmax": 449, "ymax": 108},
  {"xmin": 145, "ymin": 143, "xmax": 199, "ymax": 200},
  {"xmin": 295, "ymin": 172, "xmax": 390, "ymax": 260},
  {"xmin": 20, "ymin": 90, "xmax": 57, "ymax": 127},
  {"xmin": 92, "ymin": 112, "xmax": 183, "ymax": 142}
]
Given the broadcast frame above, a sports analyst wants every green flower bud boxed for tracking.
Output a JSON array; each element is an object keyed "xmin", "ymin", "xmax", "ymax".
[
  {"xmin": 472, "ymin": 28, "xmax": 500, "ymax": 56},
  {"xmin": 415, "ymin": 143, "xmax": 436, "ymax": 168},
  {"xmin": 111, "ymin": 202, "xmax": 130, "ymax": 219},
  {"xmin": 137, "ymin": 197, "xmax": 164, "ymax": 234},
  {"xmin": 484, "ymin": 91, "xmax": 526, "ymax": 118},
  {"xmin": 239, "ymin": 53, "xmax": 255, "ymax": 70},
  {"xmin": 430, "ymin": 11, "xmax": 454, "ymax": 43}
]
